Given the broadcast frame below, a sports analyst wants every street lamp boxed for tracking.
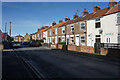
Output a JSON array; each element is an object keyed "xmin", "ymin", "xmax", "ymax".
[{"xmin": 88, "ymin": 33, "xmax": 93, "ymax": 56}]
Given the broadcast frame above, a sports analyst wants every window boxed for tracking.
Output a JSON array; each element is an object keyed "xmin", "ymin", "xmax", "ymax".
[
  {"xmin": 118, "ymin": 34, "xmax": 120, "ymax": 43},
  {"xmin": 37, "ymin": 34, "xmax": 39, "ymax": 37},
  {"xmin": 62, "ymin": 27, "xmax": 65, "ymax": 34},
  {"xmin": 95, "ymin": 35, "xmax": 101, "ymax": 43},
  {"xmin": 95, "ymin": 18, "xmax": 101, "ymax": 28},
  {"xmin": 117, "ymin": 12, "xmax": 120, "ymax": 24},
  {"xmin": 62, "ymin": 37, "xmax": 65, "ymax": 42},
  {"xmin": 50, "ymin": 37, "xmax": 51, "ymax": 43},
  {"xmin": 55, "ymin": 29, "xmax": 57, "ymax": 35},
  {"xmin": 50, "ymin": 31, "xmax": 51, "ymax": 35},
  {"xmin": 71, "ymin": 37, "xmax": 74, "ymax": 43},
  {"xmin": 71, "ymin": 25, "xmax": 74, "ymax": 32},
  {"xmin": 80, "ymin": 22, "xmax": 85, "ymax": 30},
  {"xmin": 80, "ymin": 36, "xmax": 85, "ymax": 43}
]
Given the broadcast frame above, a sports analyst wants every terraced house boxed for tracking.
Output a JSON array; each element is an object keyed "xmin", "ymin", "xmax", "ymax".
[{"xmin": 31, "ymin": 0, "xmax": 120, "ymax": 55}]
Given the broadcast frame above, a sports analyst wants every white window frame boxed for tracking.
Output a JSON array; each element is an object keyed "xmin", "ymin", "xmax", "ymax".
[
  {"xmin": 71, "ymin": 37, "xmax": 74, "ymax": 43},
  {"xmin": 80, "ymin": 36, "xmax": 85, "ymax": 44},
  {"xmin": 50, "ymin": 30, "xmax": 51, "ymax": 35},
  {"xmin": 80, "ymin": 22, "xmax": 85, "ymax": 30},
  {"xmin": 117, "ymin": 12, "xmax": 120, "ymax": 24},
  {"xmin": 71, "ymin": 25, "xmax": 74, "ymax": 32},
  {"xmin": 62, "ymin": 36, "xmax": 65, "ymax": 42},
  {"xmin": 55, "ymin": 29, "xmax": 57, "ymax": 35},
  {"xmin": 62, "ymin": 27, "xmax": 65, "ymax": 34}
]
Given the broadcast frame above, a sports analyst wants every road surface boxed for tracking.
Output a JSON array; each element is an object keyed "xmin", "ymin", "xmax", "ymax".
[{"xmin": 2, "ymin": 47, "xmax": 120, "ymax": 79}]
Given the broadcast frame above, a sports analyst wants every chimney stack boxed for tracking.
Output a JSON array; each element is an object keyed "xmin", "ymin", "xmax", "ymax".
[
  {"xmin": 109, "ymin": 0, "xmax": 117, "ymax": 8},
  {"xmin": 73, "ymin": 13, "xmax": 79, "ymax": 19},
  {"xmin": 52, "ymin": 21, "xmax": 56, "ymax": 26},
  {"xmin": 82, "ymin": 9, "xmax": 89, "ymax": 16},
  {"xmin": 59, "ymin": 20, "xmax": 63, "ymax": 23},
  {"xmin": 65, "ymin": 16, "xmax": 70, "ymax": 21},
  {"xmin": 94, "ymin": 4, "xmax": 101, "ymax": 12}
]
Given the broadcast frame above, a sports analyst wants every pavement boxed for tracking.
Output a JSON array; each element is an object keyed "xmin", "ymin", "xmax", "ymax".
[{"xmin": 2, "ymin": 47, "xmax": 120, "ymax": 79}]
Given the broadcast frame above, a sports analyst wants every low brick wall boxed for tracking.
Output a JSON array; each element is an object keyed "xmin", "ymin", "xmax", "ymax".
[
  {"xmin": 51, "ymin": 44, "xmax": 57, "ymax": 48},
  {"xmin": 80, "ymin": 46, "xmax": 94, "ymax": 53},
  {"xmin": 101, "ymin": 48, "xmax": 120, "ymax": 56},
  {"xmin": 57, "ymin": 44, "xmax": 63, "ymax": 49},
  {"xmin": 68, "ymin": 45, "xmax": 77, "ymax": 51},
  {"xmin": 0, "ymin": 44, "xmax": 3, "ymax": 50},
  {"xmin": 57, "ymin": 44, "xmax": 67, "ymax": 50},
  {"xmin": 101, "ymin": 48, "xmax": 108, "ymax": 55}
]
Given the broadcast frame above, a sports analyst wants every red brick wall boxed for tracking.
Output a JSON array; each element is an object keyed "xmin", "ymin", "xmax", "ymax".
[
  {"xmin": 68, "ymin": 45, "xmax": 77, "ymax": 51},
  {"xmin": 58, "ymin": 44, "xmax": 63, "ymax": 49},
  {"xmin": 80, "ymin": 46, "xmax": 94, "ymax": 53}
]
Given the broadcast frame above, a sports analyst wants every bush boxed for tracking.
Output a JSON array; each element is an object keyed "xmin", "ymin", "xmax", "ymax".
[
  {"xmin": 37, "ymin": 39, "xmax": 44, "ymax": 43},
  {"xmin": 57, "ymin": 42, "xmax": 66, "ymax": 45}
]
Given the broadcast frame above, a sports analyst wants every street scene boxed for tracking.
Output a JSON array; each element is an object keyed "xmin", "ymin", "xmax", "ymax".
[{"xmin": 0, "ymin": 0, "xmax": 120, "ymax": 79}]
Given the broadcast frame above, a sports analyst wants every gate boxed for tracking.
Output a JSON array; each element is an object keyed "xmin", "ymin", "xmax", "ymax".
[{"xmin": 94, "ymin": 43, "xmax": 101, "ymax": 54}]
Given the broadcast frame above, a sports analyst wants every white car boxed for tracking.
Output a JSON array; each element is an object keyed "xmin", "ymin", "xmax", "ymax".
[{"xmin": 12, "ymin": 41, "xmax": 21, "ymax": 48}]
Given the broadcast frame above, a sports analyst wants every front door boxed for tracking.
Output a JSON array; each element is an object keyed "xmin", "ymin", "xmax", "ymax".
[
  {"xmin": 76, "ymin": 36, "xmax": 79, "ymax": 46},
  {"xmin": 67, "ymin": 38, "xmax": 69, "ymax": 45}
]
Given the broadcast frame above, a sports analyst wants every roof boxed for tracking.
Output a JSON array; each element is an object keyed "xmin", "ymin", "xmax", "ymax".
[
  {"xmin": 63, "ymin": 17, "xmax": 83, "ymax": 26},
  {"xmin": 89, "ymin": 7, "xmax": 110, "ymax": 19},
  {"xmin": 38, "ymin": 26, "xmax": 52, "ymax": 33},
  {"xmin": 106, "ymin": 4, "xmax": 120, "ymax": 15},
  {"xmin": 15, "ymin": 34, "xmax": 23, "ymax": 37},
  {"xmin": 49, "ymin": 22, "xmax": 65, "ymax": 30}
]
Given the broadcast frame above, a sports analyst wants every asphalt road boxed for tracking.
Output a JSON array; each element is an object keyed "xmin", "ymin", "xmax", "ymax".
[{"xmin": 2, "ymin": 47, "xmax": 120, "ymax": 79}]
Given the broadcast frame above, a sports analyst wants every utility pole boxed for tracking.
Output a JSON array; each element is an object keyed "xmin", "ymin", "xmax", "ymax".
[
  {"xmin": 10, "ymin": 21, "xmax": 12, "ymax": 37},
  {"xmin": 5, "ymin": 22, "xmax": 7, "ymax": 33},
  {"xmin": 5, "ymin": 22, "xmax": 7, "ymax": 41}
]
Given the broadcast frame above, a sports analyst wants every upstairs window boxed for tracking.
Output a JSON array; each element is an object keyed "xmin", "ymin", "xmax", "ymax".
[
  {"xmin": 71, "ymin": 37, "xmax": 74, "ymax": 43},
  {"xmin": 80, "ymin": 36, "xmax": 85, "ymax": 43},
  {"xmin": 55, "ymin": 29, "xmax": 57, "ymax": 35},
  {"xmin": 80, "ymin": 22, "xmax": 85, "ymax": 30},
  {"xmin": 95, "ymin": 18, "xmax": 101, "ymax": 28},
  {"xmin": 50, "ymin": 31, "xmax": 51, "ymax": 35},
  {"xmin": 117, "ymin": 12, "xmax": 120, "ymax": 24},
  {"xmin": 62, "ymin": 27, "xmax": 65, "ymax": 34},
  {"xmin": 71, "ymin": 25, "xmax": 74, "ymax": 32},
  {"xmin": 62, "ymin": 37, "xmax": 65, "ymax": 42}
]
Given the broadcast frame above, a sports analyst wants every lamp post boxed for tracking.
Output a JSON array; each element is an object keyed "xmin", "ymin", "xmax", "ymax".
[{"xmin": 89, "ymin": 33, "xmax": 93, "ymax": 56}]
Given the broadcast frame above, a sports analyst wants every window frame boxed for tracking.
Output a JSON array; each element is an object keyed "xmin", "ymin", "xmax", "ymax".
[
  {"xmin": 71, "ymin": 37, "xmax": 74, "ymax": 43},
  {"xmin": 117, "ymin": 12, "xmax": 120, "ymax": 24},
  {"xmin": 62, "ymin": 27, "xmax": 65, "ymax": 34},
  {"xmin": 95, "ymin": 18, "xmax": 101, "ymax": 28},
  {"xmin": 71, "ymin": 25, "xmax": 74, "ymax": 32},
  {"xmin": 80, "ymin": 36, "xmax": 85, "ymax": 43},
  {"xmin": 80, "ymin": 22, "xmax": 85, "ymax": 30},
  {"xmin": 55, "ymin": 29, "xmax": 57, "ymax": 35}
]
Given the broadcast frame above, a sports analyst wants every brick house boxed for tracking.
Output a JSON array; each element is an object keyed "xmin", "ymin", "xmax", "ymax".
[
  {"xmin": 47, "ymin": 21, "xmax": 65, "ymax": 45},
  {"xmin": 37, "ymin": 26, "xmax": 52, "ymax": 43},
  {"xmin": 24, "ymin": 33, "xmax": 30, "ymax": 42},
  {"xmin": 14, "ymin": 34, "xmax": 24, "ymax": 42}
]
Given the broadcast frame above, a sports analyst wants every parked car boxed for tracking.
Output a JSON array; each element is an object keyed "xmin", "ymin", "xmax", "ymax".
[
  {"xmin": 30, "ymin": 41, "xmax": 41, "ymax": 47},
  {"xmin": 11, "ymin": 41, "xmax": 21, "ymax": 48},
  {"xmin": 23, "ymin": 42, "xmax": 29, "ymax": 45}
]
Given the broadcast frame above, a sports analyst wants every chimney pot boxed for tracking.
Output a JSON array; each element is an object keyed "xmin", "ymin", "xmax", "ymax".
[
  {"xmin": 65, "ymin": 16, "xmax": 70, "ymax": 21},
  {"xmin": 73, "ymin": 13, "xmax": 79, "ymax": 19},
  {"xmin": 94, "ymin": 5, "xmax": 101, "ymax": 12},
  {"xmin": 82, "ymin": 8, "xmax": 89, "ymax": 16},
  {"xmin": 52, "ymin": 21, "xmax": 56, "ymax": 26},
  {"xmin": 109, "ymin": 0, "xmax": 117, "ymax": 8},
  {"xmin": 59, "ymin": 20, "xmax": 63, "ymax": 23}
]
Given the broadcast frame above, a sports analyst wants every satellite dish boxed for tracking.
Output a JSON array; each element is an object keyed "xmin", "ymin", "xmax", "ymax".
[{"xmin": 99, "ymin": 29, "xmax": 103, "ymax": 34}]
